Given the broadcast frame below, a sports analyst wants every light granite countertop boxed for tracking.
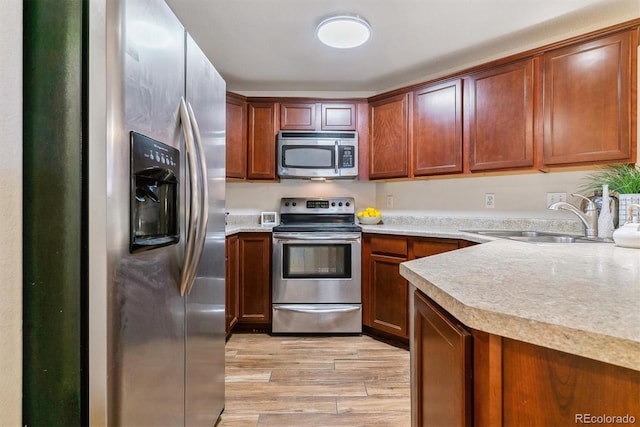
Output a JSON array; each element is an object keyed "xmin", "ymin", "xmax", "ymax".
[
  {"xmin": 225, "ymin": 224, "xmax": 274, "ymax": 236},
  {"xmin": 226, "ymin": 213, "xmax": 639, "ymax": 370},
  {"xmin": 400, "ymin": 239, "xmax": 640, "ymax": 371}
]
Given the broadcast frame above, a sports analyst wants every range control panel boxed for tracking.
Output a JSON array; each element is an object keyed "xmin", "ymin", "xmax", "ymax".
[{"xmin": 280, "ymin": 197, "xmax": 355, "ymax": 214}]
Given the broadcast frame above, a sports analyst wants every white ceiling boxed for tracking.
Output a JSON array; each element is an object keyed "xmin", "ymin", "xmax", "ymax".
[{"xmin": 165, "ymin": 0, "xmax": 639, "ymax": 96}]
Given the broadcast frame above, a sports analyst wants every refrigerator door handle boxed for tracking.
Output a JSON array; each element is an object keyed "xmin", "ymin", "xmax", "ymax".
[
  {"xmin": 185, "ymin": 102, "xmax": 209, "ymax": 294},
  {"xmin": 178, "ymin": 97, "xmax": 200, "ymax": 296}
]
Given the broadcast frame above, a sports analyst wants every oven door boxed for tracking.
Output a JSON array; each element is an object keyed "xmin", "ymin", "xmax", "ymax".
[{"xmin": 272, "ymin": 232, "xmax": 361, "ymax": 303}]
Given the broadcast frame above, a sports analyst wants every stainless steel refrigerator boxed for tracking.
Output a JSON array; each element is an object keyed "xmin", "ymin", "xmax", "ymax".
[{"xmin": 88, "ymin": 0, "xmax": 226, "ymax": 425}]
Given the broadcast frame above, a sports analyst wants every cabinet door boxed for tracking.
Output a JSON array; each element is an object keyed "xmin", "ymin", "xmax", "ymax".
[
  {"xmin": 321, "ymin": 103, "xmax": 357, "ymax": 130},
  {"xmin": 466, "ymin": 58, "xmax": 536, "ymax": 171},
  {"xmin": 369, "ymin": 253, "xmax": 409, "ymax": 338},
  {"xmin": 226, "ymin": 95, "xmax": 247, "ymax": 179},
  {"xmin": 543, "ymin": 31, "xmax": 635, "ymax": 165},
  {"xmin": 362, "ymin": 234, "xmax": 408, "ymax": 340},
  {"xmin": 414, "ymin": 291, "xmax": 472, "ymax": 427},
  {"xmin": 247, "ymin": 102, "xmax": 278, "ymax": 180},
  {"xmin": 225, "ymin": 235, "xmax": 239, "ymax": 335},
  {"xmin": 413, "ymin": 79, "xmax": 463, "ymax": 176},
  {"xmin": 280, "ymin": 102, "xmax": 317, "ymax": 130},
  {"xmin": 238, "ymin": 233, "xmax": 271, "ymax": 324},
  {"xmin": 369, "ymin": 93, "xmax": 410, "ymax": 179}
]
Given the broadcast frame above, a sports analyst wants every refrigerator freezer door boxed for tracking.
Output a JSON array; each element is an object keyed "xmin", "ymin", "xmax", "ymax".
[
  {"xmin": 109, "ymin": 0, "xmax": 186, "ymax": 425},
  {"xmin": 184, "ymin": 34, "xmax": 227, "ymax": 425}
]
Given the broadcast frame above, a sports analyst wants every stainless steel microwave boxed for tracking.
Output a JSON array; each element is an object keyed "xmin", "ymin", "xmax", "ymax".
[{"xmin": 277, "ymin": 131, "xmax": 358, "ymax": 179}]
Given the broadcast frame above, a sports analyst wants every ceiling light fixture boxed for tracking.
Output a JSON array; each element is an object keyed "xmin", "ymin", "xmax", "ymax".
[{"xmin": 316, "ymin": 14, "xmax": 371, "ymax": 49}]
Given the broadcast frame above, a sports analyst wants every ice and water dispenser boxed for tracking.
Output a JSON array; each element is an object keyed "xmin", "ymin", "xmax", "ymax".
[{"xmin": 130, "ymin": 131, "xmax": 180, "ymax": 253}]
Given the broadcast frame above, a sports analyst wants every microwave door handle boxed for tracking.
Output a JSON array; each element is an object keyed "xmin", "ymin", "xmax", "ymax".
[
  {"xmin": 185, "ymin": 102, "xmax": 209, "ymax": 294},
  {"xmin": 334, "ymin": 140, "xmax": 339, "ymax": 175},
  {"xmin": 178, "ymin": 98, "xmax": 199, "ymax": 297}
]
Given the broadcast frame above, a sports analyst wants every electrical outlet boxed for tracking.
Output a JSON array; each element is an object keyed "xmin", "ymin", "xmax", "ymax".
[
  {"xmin": 546, "ymin": 192, "xmax": 567, "ymax": 207},
  {"xmin": 485, "ymin": 193, "xmax": 495, "ymax": 209},
  {"xmin": 386, "ymin": 195, "xmax": 394, "ymax": 208}
]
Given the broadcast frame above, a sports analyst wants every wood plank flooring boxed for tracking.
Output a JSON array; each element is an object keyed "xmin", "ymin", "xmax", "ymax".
[{"xmin": 216, "ymin": 333, "xmax": 411, "ymax": 427}]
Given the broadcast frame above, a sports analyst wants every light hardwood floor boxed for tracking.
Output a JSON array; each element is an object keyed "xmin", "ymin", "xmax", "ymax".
[{"xmin": 216, "ymin": 333, "xmax": 411, "ymax": 427}]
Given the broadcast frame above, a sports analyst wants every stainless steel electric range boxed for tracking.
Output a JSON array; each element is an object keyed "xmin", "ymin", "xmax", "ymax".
[{"xmin": 271, "ymin": 197, "xmax": 362, "ymax": 333}]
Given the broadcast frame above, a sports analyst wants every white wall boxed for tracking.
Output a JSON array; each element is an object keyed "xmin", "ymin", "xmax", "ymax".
[{"xmin": 0, "ymin": 0, "xmax": 22, "ymax": 424}]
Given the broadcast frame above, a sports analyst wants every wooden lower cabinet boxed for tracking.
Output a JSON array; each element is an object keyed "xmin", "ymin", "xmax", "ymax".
[
  {"xmin": 414, "ymin": 290, "xmax": 472, "ymax": 427},
  {"xmin": 368, "ymin": 252, "xmax": 409, "ymax": 338},
  {"xmin": 363, "ymin": 235, "xmax": 408, "ymax": 340},
  {"xmin": 363, "ymin": 234, "xmax": 463, "ymax": 344},
  {"xmin": 225, "ymin": 235, "xmax": 239, "ymax": 336},
  {"xmin": 230, "ymin": 233, "xmax": 272, "ymax": 328},
  {"xmin": 410, "ymin": 237, "xmax": 460, "ymax": 258},
  {"xmin": 413, "ymin": 289, "xmax": 640, "ymax": 426}
]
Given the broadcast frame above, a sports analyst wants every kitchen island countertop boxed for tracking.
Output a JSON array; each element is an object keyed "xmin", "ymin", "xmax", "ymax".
[{"xmin": 400, "ymin": 238, "xmax": 640, "ymax": 371}]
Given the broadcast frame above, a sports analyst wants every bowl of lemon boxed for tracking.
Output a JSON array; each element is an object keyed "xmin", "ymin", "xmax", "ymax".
[{"xmin": 357, "ymin": 207, "xmax": 382, "ymax": 225}]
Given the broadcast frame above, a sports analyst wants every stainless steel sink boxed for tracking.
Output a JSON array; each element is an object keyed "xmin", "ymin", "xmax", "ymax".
[{"xmin": 461, "ymin": 230, "xmax": 613, "ymax": 244}]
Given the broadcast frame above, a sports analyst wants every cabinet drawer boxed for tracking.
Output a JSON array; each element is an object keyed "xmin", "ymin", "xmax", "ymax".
[
  {"xmin": 370, "ymin": 235, "xmax": 408, "ymax": 256},
  {"xmin": 411, "ymin": 238, "xmax": 459, "ymax": 259}
]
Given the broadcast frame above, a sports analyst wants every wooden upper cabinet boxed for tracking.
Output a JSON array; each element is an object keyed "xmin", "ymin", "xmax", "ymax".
[
  {"xmin": 247, "ymin": 102, "xmax": 279, "ymax": 180},
  {"xmin": 321, "ymin": 103, "xmax": 357, "ymax": 130},
  {"xmin": 280, "ymin": 102, "xmax": 317, "ymax": 130},
  {"xmin": 226, "ymin": 94, "xmax": 247, "ymax": 179},
  {"xmin": 413, "ymin": 79, "xmax": 463, "ymax": 176},
  {"xmin": 542, "ymin": 30, "xmax": 636, "ymax": 166},
  {"xmin": 369, "ymin": 93, "xmax": 410, "ymax": 179},
  {"xmin": 280, "ymin": 101, "xmax": 357, "ymax": 131},
  {"xmin": 466, "ymin": 58, "xmax": 536, "ymax": 172}
]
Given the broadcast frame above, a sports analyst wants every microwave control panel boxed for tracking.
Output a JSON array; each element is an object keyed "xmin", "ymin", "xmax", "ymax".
[{"xmin": 338, "ymin": 146, "xmax": 355, "ymax": 168}]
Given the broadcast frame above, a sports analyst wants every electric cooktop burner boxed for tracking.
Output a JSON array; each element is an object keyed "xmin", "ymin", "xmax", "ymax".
[{"xmin": 272, "ymin": 197, "xmax": 361, "ymax": 233}]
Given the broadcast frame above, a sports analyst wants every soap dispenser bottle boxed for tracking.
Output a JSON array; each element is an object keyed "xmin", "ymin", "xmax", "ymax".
[{"xmin": 597, "ymin": 184, "xmax": 614, "ymax": 239}]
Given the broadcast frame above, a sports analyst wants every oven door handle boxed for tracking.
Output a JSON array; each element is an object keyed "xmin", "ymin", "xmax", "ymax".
[
  {"xmin": 273, "ymin": 305, "xmax": 361, "ymax": 314},
  {"xmin": 273, "ymin": 233, "xmax": 361, "ymax": 241}
]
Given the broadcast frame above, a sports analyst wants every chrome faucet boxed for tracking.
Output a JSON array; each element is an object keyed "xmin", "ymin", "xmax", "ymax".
[{"xmin": 548, "ymin": 194, "xmax": 598, "ymax": 238}]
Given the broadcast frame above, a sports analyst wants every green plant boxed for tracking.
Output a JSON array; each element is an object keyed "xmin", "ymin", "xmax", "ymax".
[{"xmin": 580, "ymin": 164, "xmax": 640, "ymax": 195}]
